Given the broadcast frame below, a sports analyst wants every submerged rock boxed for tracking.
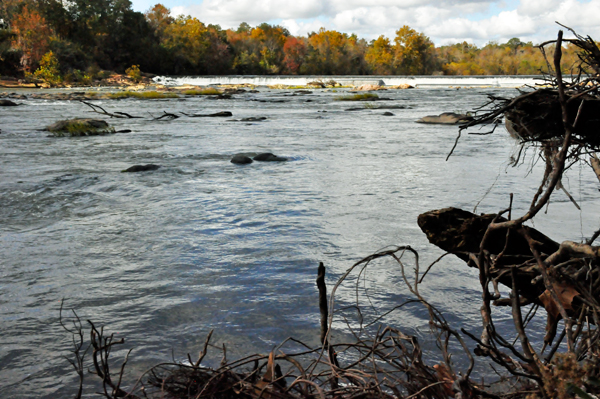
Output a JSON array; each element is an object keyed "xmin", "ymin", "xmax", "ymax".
[
  {"xmin": 121, "ymin": 164, "xmax": 161, "ymax": 173},
  {"xmin": 228, "ymin": 117, "xmax": 267, "ymax": 122},
  {"xmin": 382, "ymin": 112, "xmax": 395, "ymax": 116},
  {"xmin": 0, "ymin": 99, "xmax": 19, "ymax": 106},
  {"xmin": 253, "ymin": 153, "xmax": 288, "ymax": 162},
  {"xmin": 416, "ymin": 112, "xmax": 473, "ymax": 125},
  {"xmin": 231, "ymin": 154, "xmax": 253, "ymax": 164},
  {"xmin": 46, "ymin": 118, "xmax": 115, "ymax": 137}
]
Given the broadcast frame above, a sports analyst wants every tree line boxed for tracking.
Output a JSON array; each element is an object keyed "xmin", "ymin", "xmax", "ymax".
[{"xmin": 0, "ymin": 0, "xmax": 582, "ymax": 81}]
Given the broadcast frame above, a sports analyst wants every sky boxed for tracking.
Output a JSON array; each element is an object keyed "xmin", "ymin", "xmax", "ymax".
[{"xmin": 130, "ymin": 0, "xmax": 600, "ymax": 46}]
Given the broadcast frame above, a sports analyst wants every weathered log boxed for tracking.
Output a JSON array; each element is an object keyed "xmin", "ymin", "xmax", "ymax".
[{"xmin": 417, "ymin": 207, "xmax": 561, "ymax": 298}]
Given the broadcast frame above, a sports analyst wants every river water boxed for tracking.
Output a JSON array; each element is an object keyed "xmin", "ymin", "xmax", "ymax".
[{"xmin": 1, "ymin": 77, "xmax": 599, "ymax": 397}]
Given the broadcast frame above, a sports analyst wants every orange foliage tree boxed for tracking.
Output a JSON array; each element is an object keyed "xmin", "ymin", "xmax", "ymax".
[
  {"xmin": 303, "ymin": 28, "xmax": 368, "ymax": 75},
  {"xmin": 282, "ymin": 36, "xmax": 307, "ymax": 74},
  {"xmin": 10, "ymin": 4, "xmax": 53, "ymax": 71},
  {"xmin": 145, "ymin": 3, "xmax": 174, "ymax": 40}
]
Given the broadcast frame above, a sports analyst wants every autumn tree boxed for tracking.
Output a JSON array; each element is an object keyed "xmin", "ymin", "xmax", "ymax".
[
  {"xmin": 302, "ymin": 28, "xmax": 368, "ymax": 75},
  {"xmin": 10, "ymin": 4, "xmax": 53, "ymax": 71},
  {"xmin": 365, "ymin": 35, "xmax": 393, "ymax": 74},
  {"xmin": 145, "ymin": 3, "xmax": 173, "ymax": 40},
  {"xmin": 392, "ymin": 25, "xmax": 437, "ymax": 75},
  {"xmin": 282, "ymin": 36, "xmax": 307, "ymax": 74},
  {"xmin": 437, "ymin": 42, "xmax": 484, "ymax": 75},
  {"xmin": 163, "ymin": 16, "xmax": 231, "ymax": 74},
  {"xmin": 227, "ymin": 23, "xmax": 287, "ymax": 74}
]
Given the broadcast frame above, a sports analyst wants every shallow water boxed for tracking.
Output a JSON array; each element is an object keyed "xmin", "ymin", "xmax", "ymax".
[{"xmin": 1, "ymin": 83, "xmax": 599, "ymax": 397}]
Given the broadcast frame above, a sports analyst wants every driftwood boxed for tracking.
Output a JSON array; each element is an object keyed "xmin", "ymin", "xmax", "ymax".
[
  {"xmin": 418, "ymin": 207, "xmax": 560, "ymax": 300},
  {"xmin": 81, "ymin": 101, "xmax": 142, "ymax": 118}
]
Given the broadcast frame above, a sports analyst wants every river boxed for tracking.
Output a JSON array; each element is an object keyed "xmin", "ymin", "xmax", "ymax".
[{"xmin": 1, "ymin": 76, "xmax": 598, "ymax": 397}]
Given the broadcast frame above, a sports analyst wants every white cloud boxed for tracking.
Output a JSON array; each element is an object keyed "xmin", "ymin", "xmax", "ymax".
[
  {"xmin": 161, "ymin": 0, "xmax": 600, "ymax": 45},
  {"xmin": 280, "ymin": 19, "xmax": 330, "ymax": 36}
]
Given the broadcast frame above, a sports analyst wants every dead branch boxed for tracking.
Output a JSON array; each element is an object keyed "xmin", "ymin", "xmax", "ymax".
[{"xmin": 81, "ymin": 101, "xmax": 141, "ymax": 118}]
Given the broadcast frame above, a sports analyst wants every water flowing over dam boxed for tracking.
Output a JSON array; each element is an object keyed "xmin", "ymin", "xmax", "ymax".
[{"xmin": 154, "ymin": 74, "xmax": 541, "ymax": 88}]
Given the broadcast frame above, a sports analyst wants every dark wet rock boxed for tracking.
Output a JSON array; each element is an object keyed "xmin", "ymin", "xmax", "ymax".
[
  {"xmin": 208, "ymin": 94, "xmax": 232, "ymax": 100},
  {"xmin": 46, "ymin": 118, "xmax": 115, "ymax": 137},
  {"xmin": 252, "ymin": 99, "xmax": 287, "ymax": 103},
  {"xmin": 345, "ymin": 107, "xmax": 365, "ymax": 111},
  {"xmin": 184, "ymin": 111, "xmax": 233, "ymax": 117},
  {"xmin": 253, "ymin": 153, "xmax": 288, "ymax": 162},
  {"xmin": 0, "ymin": 99, "xmax": 19, "ymax": 106},
  {"xmin": 231, "ymin": 154, "xmax": 253, "ymax": 164},
  {"xmin": 228, "ymin": 117, "xmax": 268, "ymax": 122},
  {"xmin": 121, "ymin": 164, "xmax": 161, "ymax": 173},
  {"xmin": 416, "ymin": 112, "xmax": 473, "ymax": 125},
  {"xmin": 382, "ymin": 112, "xmax": 394, "ymax": 116},
  {"xmin": 295, "ymin": 90, "xmax": 312, "ymax": 94},
  {"xmin": 116, "ymin": 129, "xmax": 132, "ymax": 133},
  {"xmin": 223, "ymin": 88, "xmax": 246, "ymax": 94},
  {"xmin": 377, "ymin": 105, "xmax": 408, "ymax": 109},
  {"xmin": 208, "ymin": 111, "xmax": 233, "ymax": 117},
  {"xmin": 249, "ymin": 90, "xmax": 260, "ymax": 93},
  {"xmin": 305, "ymin": 99, "xmax": 313, "ymax": 102},
  {"xmin": 0, "ymin": 93, "xmax": 27, "ymax": 100}
]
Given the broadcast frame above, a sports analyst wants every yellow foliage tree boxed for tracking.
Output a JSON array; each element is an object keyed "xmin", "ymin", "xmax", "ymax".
[
  {"xmin": 365, "ymin": 36, "xmax": 393, "ymax": 74},
  {"xmin": 393, "ymin": 26, "xmax": 437, "ymax": 75}
]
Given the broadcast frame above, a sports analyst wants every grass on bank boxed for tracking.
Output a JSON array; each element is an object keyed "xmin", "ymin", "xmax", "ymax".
[
  {"xmin": 182, "ymin": 88, "xmax": 221, "ymax": 96},
  {"xmin": 108, "ymin": 91, "xmax": 179, "ymax": 99},
  {"xmin": 334, "ymin": 93, "xmax": 379, "ymax": 101}
]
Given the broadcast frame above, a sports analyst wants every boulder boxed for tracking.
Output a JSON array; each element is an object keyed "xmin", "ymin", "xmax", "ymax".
[
  {"xmin": 231, "ymin": 154, "xmax": 253, "ymax": 164},
  {"xmin": 0, "ymin": 99, "xmax": 18, "ymax": 106},
  {"xmin": 416, "ymin": 112, "xmax": 473, "ymax": 125},
  {"xmin": 121, "ymin": 164, "xmax": 161, "ymax": 173},
  {"xmin": 355, "ymin": 84, "xmax": 385, "ymax": 91},
  {"xmin": 253, "ymin": 153, "xmax": 288, "ymax": 162},
  {"xmin": 382, "ymin": 112, "xmax": 395, "ymax": 116},
  {"xmin": 389, "ymin": 84, "xmax": 414, "ymax": 89},
  {"xmin": 46, "ymin": 118, "xmax": 115, "ymax": 137}
]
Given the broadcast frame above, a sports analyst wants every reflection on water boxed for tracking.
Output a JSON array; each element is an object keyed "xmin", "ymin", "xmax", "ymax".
[{"xmin": 1, "ymin": 84, "xmax": 598, "ymax": 397}]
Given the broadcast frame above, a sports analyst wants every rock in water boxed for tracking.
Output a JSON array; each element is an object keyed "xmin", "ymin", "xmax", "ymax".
[
  {"xmin": 46, "ymin": 118, "xmax": 115, "ymax": 137},
  {"xmin": 382, "ymin": 112, "xmax": 394, "ymax": 116},
  {"xmin": 209, "ymin": 111, "xmax": 232, "ymax": 117},
  {"xmin": 230, "ymin": 154, "xmax": 253, "ymax": 164},
  {"xmin": 416, "ymin": 112, "xmax": 473, "ymax": 125},
  {"xmin": 0, "ymin": 99, "xmax": 19, "ymax": 106},
  {"xmin": 121, "ymin": 164, "xmax": 161, "ymax": 173},
  {"xmin": 253, "ymin": 153, "xmax": 288, "ymax": 162}
]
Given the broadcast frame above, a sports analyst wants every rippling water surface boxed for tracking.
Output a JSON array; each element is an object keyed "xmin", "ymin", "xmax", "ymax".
[{"xmin": 1, "ymin": 82, "xmax": 599, "ymax": 397}]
